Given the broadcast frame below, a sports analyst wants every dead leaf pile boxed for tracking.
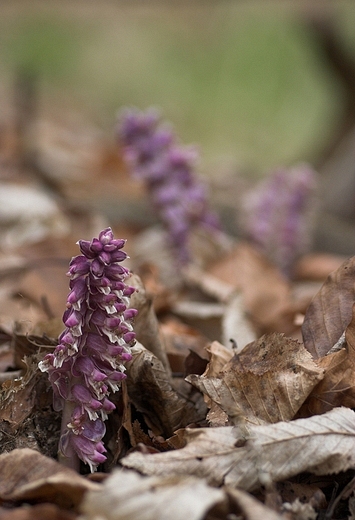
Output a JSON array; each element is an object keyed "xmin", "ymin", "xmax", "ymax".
[{"xmin": 0, "ymin": 100, "xmax": 354, "ymax": 520}]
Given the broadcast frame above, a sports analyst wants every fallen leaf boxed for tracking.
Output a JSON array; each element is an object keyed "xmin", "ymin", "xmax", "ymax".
[
  {"xmin": 122, "ymin": 407, "xmax": 355, "ymax": 492},
  {"xmin": 0, "ymin": 448, "xmax": 99, "ymax": 510},
  {"xmin": 128, "ymin": 274, "xmax": 171, "ymax": 375},
  {"xmin": 226, "ymin": 487, "xmax": 285, "ymax": 520},
  {"xmin": 278, "ymin": 481, "xmax": 326, "ymax": 511},
  {"xmin": 204, "ymin": 341, "xmax": 234, "ymax": 377},
  {"xmin": 187, "ymin": 333, "xmax": 324, "ymax": 425},
  {"xmin": 125, "ymin": 343, "xmax": 197, "ymax": 437},
  {"xmin": 0, "ymin": 356, "xmax": 44, "ymax": 429},
  {"xmin": 300, "ymin": 302, "xmax": 355, "ymax": 416},
  {"xmin": 80, "ymin": 469, "xmax": 225, "ymax": 520},
  {"xmin": 197, "ymin": 341, "xmax": 233, "ymax": 426},
  {"xmin": 302, "ymin": 256, "xmax": 355, "ymax": 358},
  {"xmin": 0, "ymin": 503, "xmax": 77, "ymax": 520},
  {"xmin": 206, "ymin": 403, "xmax": 229, "ymax": 427}
]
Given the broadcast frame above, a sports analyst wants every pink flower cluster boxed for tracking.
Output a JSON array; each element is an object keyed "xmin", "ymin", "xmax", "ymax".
[
  {"xmin": 241, "ymin": 164, "xmax": 317, "ymax": 277},
  {"xmin": 118, "ymin": 108, "xmax": 220, "ymax": 264},
  {"xmin": 39, "ymin": 228, "xmax": 137, "ymax": 472}
]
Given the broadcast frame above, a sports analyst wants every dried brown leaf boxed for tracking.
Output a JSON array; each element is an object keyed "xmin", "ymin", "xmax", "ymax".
[
  {"xmin": 0, "ymin": 448, "xmax": 98, "ymax": 510},
  {"xmin": 204, "ymin": 341, "xmax": 234, "ymax": 376},
  {"xmin": 197, "ymin": 341, "xmax": 233, "ymax": 426},
  {"xmin": 128, "ymin": 274, "xmax": 171, "ymax": 374},
  {"xmin": 0, "ymin": 503, "xmax": 77, "ymax": 520},
  {"xmin": 125, "ymin": 343, "xmax": 197, "ymax": 437},
  {"xmin": 278, "ymin": 481, "xmax": 326, "ymax": 511},
  {"xmin": 226, "ymin": 487, "xmax": 285, "ymax": 520},
  {"xmin": 122, "ymin": 407, "xmax": 355, "ymax": 492},
  {"xmin": 302, "ymin": 256, "xmax": 355, "ymax": 358},
  {"xmin": 80, "ymin": 469, "xmax": 225, "ymax": 520},
  {"xmin": 0, "ymin": 357, "xmax": 43, "ymax": 429},
  {"xmin": 187, "ymin": 333, "xmax": 324, "ymax": 425},
  {"xmin": 300, "ymin": 302, "xmax": 355, "ymax": 416}
]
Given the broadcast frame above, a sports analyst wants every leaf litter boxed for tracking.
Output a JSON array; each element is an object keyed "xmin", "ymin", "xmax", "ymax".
[{"xmin": 0, "ymin": 99, "xmax": 354, "ymax": 520}]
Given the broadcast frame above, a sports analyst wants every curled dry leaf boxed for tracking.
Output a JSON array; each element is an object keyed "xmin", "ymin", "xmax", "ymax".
[
  {"xmin": 302, "ymin": 255, "xmax": 355, "ymax": 358},
  {"xmin": 187, "ymin": 333, "xmax": 324, "ymax": 425},
  {"xmin": 122, "ymin": 407, "xmax": 355, "ymax": 492},
  {"xmin": 191, "ymin": 341, "xmax": 233, "ymax": 427},
  {"xmin": 300, "ymin": 302, "xmax": 355, "ymax": 416},
  {"xmin": 80, "ymin": 469, "xmax": 225, "ymax": 520},
  {"xmin": 204, "ymin": 341, "xmax": 234, "ymax": 377},
  {"xmin": 0, "ymin": 448, "xmax": 99, "ymax": 510},
  {"xmin": 196, "ymin": 341, "xmax": 233, "ymax": 427},
  {"xmin": 125, "ymin": 343, "xmax": 197, "ymax": 437}
]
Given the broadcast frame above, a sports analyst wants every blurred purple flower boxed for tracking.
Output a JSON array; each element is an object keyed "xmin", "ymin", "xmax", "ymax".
[
  {"xmin": 39, "ymin": 227, "xmax": 137, "ymax": 472},
  {"xmin": 241, "ymin": 164, "xmax": 317, "ymax": 277},
  {"xmin": 118, "ymin": 107, "xmax": 220, "ymax": 264}
]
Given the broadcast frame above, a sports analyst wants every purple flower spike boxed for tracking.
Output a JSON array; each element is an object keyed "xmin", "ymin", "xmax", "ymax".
[
  {"xmin": 118, "ymin": 107, "xmax": 220, "ymax": 264},
  {"xmin": 39, "ymin": 228, "xmax": 137, "ymax": 472},
  {"xmin": 241, "ymin": 164, "xmax": 317, "ymax": 277}
]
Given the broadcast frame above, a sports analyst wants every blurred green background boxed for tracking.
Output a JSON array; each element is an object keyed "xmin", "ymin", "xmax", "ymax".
[{"xmin": 0, "ymin": 1, "xmax": 354, "ymax": 177}]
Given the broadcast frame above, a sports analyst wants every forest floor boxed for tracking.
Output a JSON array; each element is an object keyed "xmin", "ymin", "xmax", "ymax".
[{"xmin": 0, "ymin": 89, "xmax": 355, "ymax": 520}]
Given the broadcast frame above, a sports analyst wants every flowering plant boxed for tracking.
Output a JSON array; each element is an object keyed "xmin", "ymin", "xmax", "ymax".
[
  {"xmin": 118, "ymin": 108, "xmax": 220, "ymax": 264},
  {"xmin": 241, "ymin": 164, "xmax": 317, "ymax": 277},
  {"xmin": 39, "ymin": 227, "xmax": 137, "ymax": 472}
]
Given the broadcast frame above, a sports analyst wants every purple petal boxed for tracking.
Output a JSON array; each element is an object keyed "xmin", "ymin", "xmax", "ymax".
[
  {"xmin": 67, "ymin": 277, "xmax": 87, "ymax": 305},
  {"xmin": 102, "ymin": 398, "xmax": 116, "ymax": 413},
  {"xmin": 99, "ymin": 251, "xmax": 111, "ymax": 265},
  {"xmin": 64, "ymin": 308, "xmax": 83, "ymax": 329},
  {"xmin": 72, "ymin": 384, "xmax": 103, "ymax": 410},
  {"xmin": 91, "ymin": 258, "xmax": 105, "ymax": 277},
  {"xmin": 105, "ymin": 264, "xmax": 129, "ymax": 280},
  {"xmin": 123, "ymin": 308, "xmax": 138, "ymax": 320},
  {"xmin": 109, "ymin": 238, "xmax": 126, "ymax": 249},
  {"xmin": 68, "ymin": 256, "xmax": 90, "ymax": 278},
  {"xmin": 90, "ymin": 238, "xmax": 104, "ymax": 253},
  {"xmin": 99, "ymin": 228, "xmax": 114, "ymax": 245},
  {"xmin": 85, "ymin": 332, "xmax": 108, "ymax": 353},
  {"xmin": 110, "ymin": 250, "xmax": 128, "ymax": 262},
  {"xmin": 79, "ymin": 240, "xmax": 96, "ymax": 259},
  {"xmin": 82, "ymin": 418, "xmax": 106, "ymax": 442},
  {"xmin": 123, "ymin": 286, "xmax": 135, "ymax": 296}
]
